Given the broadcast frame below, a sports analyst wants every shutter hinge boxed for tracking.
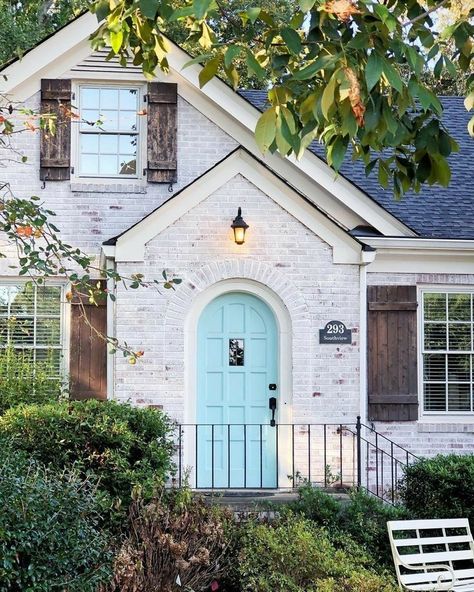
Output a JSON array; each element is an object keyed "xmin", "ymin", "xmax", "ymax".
[
  {"xmin": 71, "ymin": 92, "xmax": 76, "ymax": 101},
  {"xmin": 144, "ymin": 94, "xmax": 148, "ymax": 103},
  {"xmin": 71, "ymin": 166, "xmax": 75, "ymax": 175},
  {"xmin": 143, "ymin": 168, "xmax": 147, "ymax": 176}
]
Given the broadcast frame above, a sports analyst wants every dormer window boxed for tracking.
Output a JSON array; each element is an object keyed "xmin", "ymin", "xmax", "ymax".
[{"xmin": 77, "ymin": 85, "xmax": 143, "ymax": 178}]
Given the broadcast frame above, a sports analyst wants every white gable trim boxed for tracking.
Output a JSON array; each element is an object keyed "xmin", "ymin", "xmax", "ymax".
[
  {"xmin": 111, "ymin": 148, "xmax": 363, "ymax": 264},
  {"xmin": 1, "ymin": 12, "xmax": 414, "ymax": 238}
]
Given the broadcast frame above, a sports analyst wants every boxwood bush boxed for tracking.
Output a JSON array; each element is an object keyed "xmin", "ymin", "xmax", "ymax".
[
  {"xmin": 224, "ymin": 513, "xmax": 398, "ymax": 592},
  {"xmin": 400, "ymin": 454, "xmax": 474, "ymax": 527},
  {"xmin": 0, "ymin": 400, "xmax": 175, "ymax": 510},
  {"xmin": 0, "ymin": 452, "xmax": 112, "ymax": 592}
]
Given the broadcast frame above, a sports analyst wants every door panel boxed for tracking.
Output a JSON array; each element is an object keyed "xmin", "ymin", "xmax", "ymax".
[{"xmin": 197, "ymin": 292, "xmax": 278, "ymax": 488}]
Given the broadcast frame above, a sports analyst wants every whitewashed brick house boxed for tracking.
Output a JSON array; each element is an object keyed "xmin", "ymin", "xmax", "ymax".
[{"xmin": 2, "ymin": 12, "xmax": 474, "ymax": 497}]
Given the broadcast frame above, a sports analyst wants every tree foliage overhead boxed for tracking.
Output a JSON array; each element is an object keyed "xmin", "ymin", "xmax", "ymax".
[{"xmin": 89, "ymin": 0, "xmax": 474, "ymax": 197}]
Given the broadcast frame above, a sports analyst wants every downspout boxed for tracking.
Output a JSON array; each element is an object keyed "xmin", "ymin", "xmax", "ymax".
[
  {"xmin": 359, "ymin": 245, "xmax": 377, "ymax": 423},
  {"xmin": 106, "ymin": 256, "xmax": 116, "ymax": 400}
]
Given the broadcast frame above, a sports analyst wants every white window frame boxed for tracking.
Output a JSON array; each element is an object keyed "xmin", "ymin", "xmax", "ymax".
[
  {"xmin": 0, "ymin": 278, "xmax": 70, "ymax": 382},
  {"xmin": 418, "ymin": 285, "xmax": 474, "ymax": 421},
  {"xmin": 71, "ymin": 81, "xmax": 147, "ymax": 183}
]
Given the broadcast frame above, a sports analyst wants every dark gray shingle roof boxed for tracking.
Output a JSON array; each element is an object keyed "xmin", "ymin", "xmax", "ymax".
[{"xmin": 240, "ymin": 90, "xmax": 473, "ymax": 239}]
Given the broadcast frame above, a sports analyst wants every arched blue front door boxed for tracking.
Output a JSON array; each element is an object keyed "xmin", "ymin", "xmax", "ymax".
[{"xmin": 197, "ymin": 292, "xmax": 278, "ymax": 488}]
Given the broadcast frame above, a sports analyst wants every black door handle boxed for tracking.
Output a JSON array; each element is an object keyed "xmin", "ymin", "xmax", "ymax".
[{"xmin": 269, "ymin": 397, "xmax": 277, "ymax": 427}]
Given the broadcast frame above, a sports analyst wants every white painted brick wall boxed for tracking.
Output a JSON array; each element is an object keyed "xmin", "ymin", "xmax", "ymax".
[
  {"xmin": 113, "ymin": 174, "xmax": 361, "ymax": 433},
  {"xmin": 368, "ymin": 271, "xmax": 474, "ymax": 456}
]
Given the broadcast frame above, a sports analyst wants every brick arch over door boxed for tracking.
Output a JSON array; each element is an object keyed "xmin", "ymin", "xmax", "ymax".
[{"xmin": 163, "ymin": 259, "xmax": 312, "ymax": 424}]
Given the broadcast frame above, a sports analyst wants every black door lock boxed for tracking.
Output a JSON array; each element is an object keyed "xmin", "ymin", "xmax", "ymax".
[
  {"xmin": 269, "ymin": 384, "xmax": 277, "ymax": 390},
  {"xmin": 269, "ymin": 397, "xmax": 277, "ymax": 427}
]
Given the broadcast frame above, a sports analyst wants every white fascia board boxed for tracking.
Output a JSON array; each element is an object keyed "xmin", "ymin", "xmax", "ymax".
[
  {"xmin": 359, "ymin": 236, "xmax": 474, "ymax": 250},
  {"xmin": 2, "ymin": 13, "xmax": 413, "ymax": 238},
  {"xmin": 114, "ymin": 149, "xmax": 362, "ymax": 264}
]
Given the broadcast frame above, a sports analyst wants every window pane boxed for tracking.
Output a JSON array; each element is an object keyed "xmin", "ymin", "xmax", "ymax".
[
  {"xmin": 10, "ymin": 317, "xmax": 34, "ymax": 345},
  {"xmin": 119, "ymin": 88, "xmax": 138, "ymax": 110},
  {"xmin": 448, "ymin": 293, "xmax": 471, "ymax": 321},
  {"xmin": 448, "ymin": 383, "xmax": 471, "ymax": 412},
  {"xmin": 81, "ymin": 154, "xmax": 99, "ymax": 175},
  {"xmin": 424, "ymin": 383, "xmax": 446, "ymax": 411},
  {"xmin": 81, "ymin": 110, "xmax": 100, "ymax": 129},
  {"xmin": 36, "ymin": 287, "xmax": 61, "ymax": 315},
  {"xmin": 424, "ymin": 323, "xmax": 447, "ymax": 350},
  {"xmin": 0, "ymin": 318, "xmax": 8, "ymax": 345},
  {"xmin": 99, "ymin": 110, "xmax": 118, "ymax": 131},
  {"xmin": 36, "ymin": 318, "xmax": 61, "ymax": 346},
  {"xmin": 100, "ymin": 88, "xmax": 119, "ymax": 110},
  {"xmin": 10, "ymin": 285, "xmax": 34, "ymax": 316},
  {"xmin": 424, "ymin": 354, "xmax": 446, "ymax": 381},
  {"xmin": 448, "ymin": 324, "xmax": 471, "ymax": 350},
  {"xmin": 100, "ymin": 135, "xmax": 118, "ymax": 154},
  {"xmin": 424, "ymin": 293, "xmax": 446, "ymax": 321},
  {"xmin": 36, "ymin": 348, "xmax": 62, "ymax": 375},
  {"xmin": 81, "ymin": 134, "xmax": 99, "ymax": 154},
  {"xmin": 81, "ymin": 87, "xmax": 99, "ymax": 109},
  {"xmin": 119, "ymin": 110, "xmax": 137, "ymax": 132},
  {"xmin": 119, "ymin": 134, "xmax": 137, "ymax": 155},
  {"xmin": 448, "ymin": 354, "xmax": 470, "ymax": 381},
  {"xmin": 119, "ymin": 156, "xmax": 136, "ymax": 175},
  {"xmin": 99, "ymin": 154, "xmax": 118, "ymax": 175}
]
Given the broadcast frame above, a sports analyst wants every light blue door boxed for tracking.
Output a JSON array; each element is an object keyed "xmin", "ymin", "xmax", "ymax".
[{"xmin": 197, "ymin": 292, "xmax": 278, "ymax": 488}]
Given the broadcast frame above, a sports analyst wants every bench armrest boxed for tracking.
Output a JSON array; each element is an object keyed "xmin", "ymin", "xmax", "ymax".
[{"xmin": 396, "ymin": 558, "xmax": 456, "ymax": 592}]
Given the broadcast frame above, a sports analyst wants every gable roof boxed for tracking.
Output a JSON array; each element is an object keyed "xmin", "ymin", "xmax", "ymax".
[
  {"xmin": 104, "ymin": 147, "xmax": 369, "ymax": 264},
  {"xmin": 241, "ymin": 91, "xmax": 474, "ymax": 239}
]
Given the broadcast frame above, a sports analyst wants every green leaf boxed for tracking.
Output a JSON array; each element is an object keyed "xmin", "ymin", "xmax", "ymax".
[
  {"xmin": 247, "ymin": 7, "xmax": 261, "ymax": 23},
  {"xmin": 432, "ymin": 155, "xmax": 451, "ymax": 187},
  {"xmin": 294, "ymin": 54, "xmax": 338, "ymax": 80},
  {"xmin": 139, "ymin": 0, "xmax": 159, "ymax": 19},
  {"xmin": 321, "ymin": 73, "xmax": 337, "ymax": 120},
  {"xmin": 328, "ymin": 137, "xmax": 348, "ymax": 171},
  {"xmin": 378, "ymin": 161, "xmax": 390, "ymax": 188},
  {"xmin": 382, "ymin": 60, "xmax": 403, "ymax": 93},
  {"xmin": 224, "ymin": 45, "xmax": 241, "ymax": 69},
  {"xmin": 109, "ymin": 30, "xmax": 123, "ymax": 53},
  {"xmin": 255, "ymin": 108, "xmax": 277, "ymax": 153},
  {"xmin": 299, "ymin": 0, "xmax": 315, "ymax": 11},
  {"xmin": 198, "ymin": 56, "xmax": 220, "ymax": 87},
  {"xmin": 246, "ymin": 50, "xmax": 265, "ymax": 80},
  {"xmin": 464, "ymin": 92, "xmax": 474, "ymax": 112},
  {"xmin": 468, "ymin": 115, "xmax": 474, "ymax": 137},
  {"xmin": 94, "ymin": 0, "xmax": 110, "ymax": 22},
  {"xmin": 365, "ymin": 52, "xmax": 383, "ymax": 92},
  {"xmin": 182, "ymin": 53, "xmax": 213, "ymax": 69},
  {"xmin": 193, "ymin": 0, "xmax": 212, "ymax": 20},
  {"xmin": 281, "ymin": 27, "xmax": 302, "ymax": 55}
]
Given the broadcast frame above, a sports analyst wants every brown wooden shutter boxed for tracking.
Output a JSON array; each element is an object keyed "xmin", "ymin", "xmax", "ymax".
[
  {"xmin": 69, "ymin": 283, "xmax": 107, "ymax": 400},
  {"xmin": 147, "ymin": 82, "xmax": 177, "ymax": 183},
  {"xmin": 40, "ymin": 79, "xmax": 72, "ymax": 181},
  {"xmin": 367, "ymin": 286, "xmax": 418, "ymax": 421}
]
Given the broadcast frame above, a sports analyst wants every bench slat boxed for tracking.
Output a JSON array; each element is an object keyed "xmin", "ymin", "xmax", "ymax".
[
  {"xmin": 394, "ymin": 535, "xmax": 472, "ymax": 548},
  {"xmin": 389, "ymin": 519, "xmax": 471, "ymax": 531},
  {"xmin": 401, "ymin": 568, "xmax": 474, "ymax": 585},
  {"xmin": 401, "ymin": 550, "xmax": 474, "ymax": 564}
]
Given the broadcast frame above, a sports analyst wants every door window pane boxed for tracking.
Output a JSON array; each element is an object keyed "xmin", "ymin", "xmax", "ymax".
[{"xmin": 229, "ymin": 339, "xmax": 244, "ymax": 366}]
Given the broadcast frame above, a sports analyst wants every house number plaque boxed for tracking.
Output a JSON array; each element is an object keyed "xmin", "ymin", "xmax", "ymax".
[{"xmin": 319, "ymin": 321, "xmax": 352, "ymax": 345}]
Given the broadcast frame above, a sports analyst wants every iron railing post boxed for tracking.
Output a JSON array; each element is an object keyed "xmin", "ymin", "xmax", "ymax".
[{"xmin": 356, "ymin": 416, "xmax": 362, "ymax": 489}]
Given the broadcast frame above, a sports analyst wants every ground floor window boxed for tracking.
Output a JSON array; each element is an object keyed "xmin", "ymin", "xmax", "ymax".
[
  {"xmin": 422, "ymin": 290, "xmax": 474, "ymax": 414},
  {"xmin": 0, "ymin": 282, "xmax": 65, "ymax": 376}
]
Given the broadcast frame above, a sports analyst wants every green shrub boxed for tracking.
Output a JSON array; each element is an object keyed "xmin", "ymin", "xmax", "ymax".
[
  {"xmin": 400, "ymin": 454, "xmax": 474, "ymax": 527},
  {"xmin": 0, "ymin": 452, "xmax": 112, "ymax": 592},
  {"xmin": 226, "ymin": 513, "xmax": 398, "ymax": 592},
  {"xmin": 0, "ymin": 346, "xmax": 63, "ymax": 414},
  {"xmin": 0, "ymin": 400, "xmax": 175, "ymax": 511},
  {"xmin": 287, "ymin": 484, "xmax": 408, "ymax": 568},
  {"xmin": 104, "ymin": 488, "xmax": 232, "ymax": 592}
]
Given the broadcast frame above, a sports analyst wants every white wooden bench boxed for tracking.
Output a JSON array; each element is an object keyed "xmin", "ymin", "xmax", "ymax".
[{"xmin": 388, "ymin": 519, "xmax": 474, "ymax": 591}]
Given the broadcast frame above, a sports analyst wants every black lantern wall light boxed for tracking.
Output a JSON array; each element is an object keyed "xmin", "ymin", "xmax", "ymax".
[{"xmin": 231, "ymin": 207, "xmax": 249, "ymax": 245}]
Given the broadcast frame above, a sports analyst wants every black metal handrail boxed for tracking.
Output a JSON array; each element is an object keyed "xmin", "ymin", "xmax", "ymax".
[{"xmin": 174, "ymin": 417, "xmax": 418, "ymax": 504}]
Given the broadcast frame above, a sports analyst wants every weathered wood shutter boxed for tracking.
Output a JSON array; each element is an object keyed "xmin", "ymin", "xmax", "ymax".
[
  {"xmin": 40, "ymin": 79, "xmax": 72, "ymax": 181},
  {"xmin": 69, "ymin": 283, "xmax": 107, "ymax": 400},
  {"xmin": 147, "ymin": 82, "xmax": 177, "ymax": 183},
  {"xmin": 367, "ymin": 286, "xmax": 418, "ymax": 421}
]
